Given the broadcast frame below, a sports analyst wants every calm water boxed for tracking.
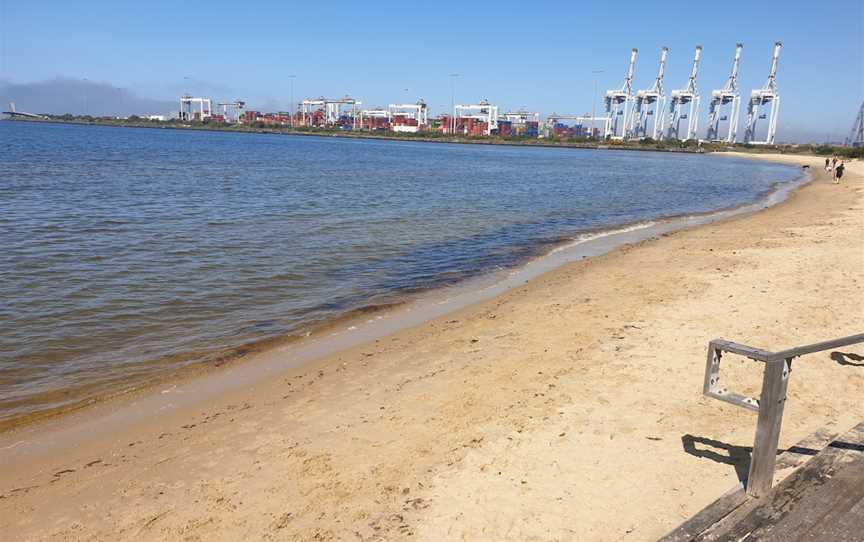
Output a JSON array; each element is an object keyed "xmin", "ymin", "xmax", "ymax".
[{"xmin": 0, "ymin": 121, "xmax": 800, "ymax": 427}]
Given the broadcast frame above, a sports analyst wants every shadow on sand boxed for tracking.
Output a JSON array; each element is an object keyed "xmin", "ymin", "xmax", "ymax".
[
  {"xmin": 831, "ymin": 351, "xmax": 864, "ymax": 367},
  {"xmin": 682, "ymin": 434, "xmax": 863, "ymax": 484},
  {"xmin": 681, "ymin": 435, "xmax": 754, "ymax": 483}
]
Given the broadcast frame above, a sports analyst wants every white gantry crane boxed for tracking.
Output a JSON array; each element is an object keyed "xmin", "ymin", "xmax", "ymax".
[
  {"xmin": 706, "ymin": 43, "xmax": 743, "ymax": 143},
  {"xmin": 502, "ymin": 110, "xmax": 540, "ymax": 124},
  {"xmin": 628, "ymin": 46, "xmax": 669, "ymax": 140},
  {"xmin": 604, "ymin": 48, "xmax": 638, "ymax": 139},
  {"xmin": 358, "ymin": 107, "xmax": 390, "ymax": 129},
  {"xmin": 744, "ymin": 41, "xmax": 782, "ymax": 145},
  {"xmin": 301, "ymin": 96, "xmax": 362, "ymax": 129},
  {"xmin": 324, "ymin": 96, "xmax": 361, "ymax": 128},
  {"xmin": 179, "ymin": 95, "xmax": 212, "ymax": 121},
  {"xmin": 454, "ymin": 99, "xmax": 499, "ymax": 135},
  {"xmin": 543, "ymin": 113, "xmax": 611, "ymax": 138},
  {"xmin": 848, "ymin": 101, "xmax": 864, "ymax": 147},
  {"xmin": 666, "ymin": 45, "xmax": 702, "ymax": 141},
  {"xmin": 388, "ymin": 99, "xmax": 429, "ymax": 132},
  {"xmin": 217, "ymin": 99, "xmax": 246, "ymax": 123}
]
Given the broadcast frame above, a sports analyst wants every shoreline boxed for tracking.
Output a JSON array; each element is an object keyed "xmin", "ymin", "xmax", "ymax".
[
  {"xmin": 1, "ymin": 116, "xmax": 822, "ymax": 156},
  {"xmin": 1, "ymin": 153, "xmax": 861, "ymax": 541},
  {"xmin": 2, "ymin": 117, "xmax": 706, "ymax": 153},
  {"xmin": 0, "ymin": 156, "xmax": 806, "ymax": 435}
]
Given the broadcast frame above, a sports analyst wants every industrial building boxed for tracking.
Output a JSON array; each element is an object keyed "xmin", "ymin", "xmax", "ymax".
[
  {"xmin": 171, "ymin": 42, "xmax": 784, "ymax": 144},
  {"xmin": 242, "ymin": 111, "xmax": 292, "ymax": 126}
]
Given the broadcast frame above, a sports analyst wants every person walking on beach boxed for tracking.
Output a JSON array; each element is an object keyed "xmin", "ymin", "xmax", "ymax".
[
  {"xmin": 832, "ymin": 156, "xmax": 838, "ymax": 170},
  {"xmin": 834, "ymin": 162, "xmax": 845, "ymax": 184},
  {"xmin": 825, "ymin": 157, "xmax": 831, "ymax": 172}
]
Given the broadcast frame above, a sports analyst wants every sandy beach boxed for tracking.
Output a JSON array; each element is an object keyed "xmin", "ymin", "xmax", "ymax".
[{"xmin": 1, "ymin": 153, "xmax": 862, "ymax": 541}]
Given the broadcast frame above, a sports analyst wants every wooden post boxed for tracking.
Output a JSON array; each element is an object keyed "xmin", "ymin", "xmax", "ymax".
[{"xmin": 746, "ymin": 357, "xmax": 792, "ymax": 497}]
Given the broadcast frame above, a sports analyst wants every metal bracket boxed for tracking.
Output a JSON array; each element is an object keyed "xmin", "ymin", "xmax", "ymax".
[{"xmin": 702, "ymin": 339, "xmax": 769, "ymax": 412}]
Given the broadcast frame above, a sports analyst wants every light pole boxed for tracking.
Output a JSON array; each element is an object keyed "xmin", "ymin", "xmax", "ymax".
[
  {"xmin": 591, "ymin": 69, "xmax": 604, "ymax": 139},
  {"xmin": 182, "ymin": 76, "xmax": 191, "ymax": 121},
  {"xmin": 287, "ymin": 75, "xmax": 297, "ymax": 127},
  {"xmin": 449, "ymin": 73, "xmax": 460, "ymax": 134},
  {"xmin": 82, "ymin": 77, "xmax": 88, "ymax": 118}
]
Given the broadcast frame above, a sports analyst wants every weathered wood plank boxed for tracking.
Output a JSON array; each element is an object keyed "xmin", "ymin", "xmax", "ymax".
[
  {"xmin": 658, "ymin": 484, "xmax": 747, "ymax": 542},
  {"xmin": 711, "ymin": 441, "xmax": 864, "ymax": 540},
  {"xmin": 658, "ymin": 425, "xmax": 840, "ymax": 542},
  {"xmin": 661, "ymin": 422, "xmax": 864, "ymax": 542},
  {"xmin": 773, "ymin": 423, "xmax": 837, "ymax": 471},
  {"xmin": 801, "ymin": 492, "xmax": 864, "ymax": 542},
  {"xmin": 746, "ymin": 357, "xmax": 792, "ymax": 497}
]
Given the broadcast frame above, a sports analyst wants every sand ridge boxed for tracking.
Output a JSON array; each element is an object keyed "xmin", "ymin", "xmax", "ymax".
[{"xmin": 0, "ymin": 153, "xmax": 862, "ymax": 541}]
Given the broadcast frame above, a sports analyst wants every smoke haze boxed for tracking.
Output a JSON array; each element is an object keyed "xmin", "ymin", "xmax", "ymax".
[{"xmin": 0, "ymin": 78, "xmax": 175, "ymax": 117}]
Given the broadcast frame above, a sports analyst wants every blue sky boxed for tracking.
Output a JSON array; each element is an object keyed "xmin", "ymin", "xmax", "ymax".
[{"xmin": 1, "ymin": 0, "xmax": 862, "ymax": 142}]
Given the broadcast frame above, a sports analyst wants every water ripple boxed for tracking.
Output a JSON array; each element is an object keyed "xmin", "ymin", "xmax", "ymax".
[{"xmin": 0, "ymin": 121, "xmax": 800, "ymax": 427}]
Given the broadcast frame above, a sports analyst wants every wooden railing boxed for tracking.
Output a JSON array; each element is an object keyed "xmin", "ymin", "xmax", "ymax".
[{"xmin": 703, "ymin": 333, "xmax": 864, "ymax": 497}]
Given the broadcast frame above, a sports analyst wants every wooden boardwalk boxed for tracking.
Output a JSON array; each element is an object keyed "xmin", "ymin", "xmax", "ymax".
[{"xmin": 662, "ymin": 422, "xmax": 864, "ymax": 541}]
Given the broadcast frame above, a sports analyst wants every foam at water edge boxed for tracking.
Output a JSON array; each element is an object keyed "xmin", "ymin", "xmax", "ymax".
[{"xmin": 550, "ymin": 221, "xmax": 659, "ymax": 254}]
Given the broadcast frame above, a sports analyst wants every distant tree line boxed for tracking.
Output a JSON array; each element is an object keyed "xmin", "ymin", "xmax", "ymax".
[{"xmin": 19, "ymin": 114, "xmax": 864, "ymax": 158}]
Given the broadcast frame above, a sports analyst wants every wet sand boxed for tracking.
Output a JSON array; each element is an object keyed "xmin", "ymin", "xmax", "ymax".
[{"xmin": 1, "ymin": 153, "xmax": 862, "ymax": 541}]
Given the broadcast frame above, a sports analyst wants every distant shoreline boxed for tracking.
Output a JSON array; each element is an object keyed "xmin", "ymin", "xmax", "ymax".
[{"xmin": 0, "ymin": 116, "xmax": 778, "ymax": 155}]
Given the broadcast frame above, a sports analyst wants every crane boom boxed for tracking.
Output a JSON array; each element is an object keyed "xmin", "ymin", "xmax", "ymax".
[
  {"xmin": 762, "ymin": 41, "xmax": 782, "ymax": 92},
  {"xmin": 622, "ymin": 48, "xmax": 638, "ymax": 94},
  {"xmin": 724, "ymin": 43, "xmax": 744, "ymax": 92},
  {"xmin": 650, "ymin": 47, "xmax": 669, "ymax": 94},
  {"xmin": 686, "ymin": 46, "xmax": 702, "ymax": 93}
]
